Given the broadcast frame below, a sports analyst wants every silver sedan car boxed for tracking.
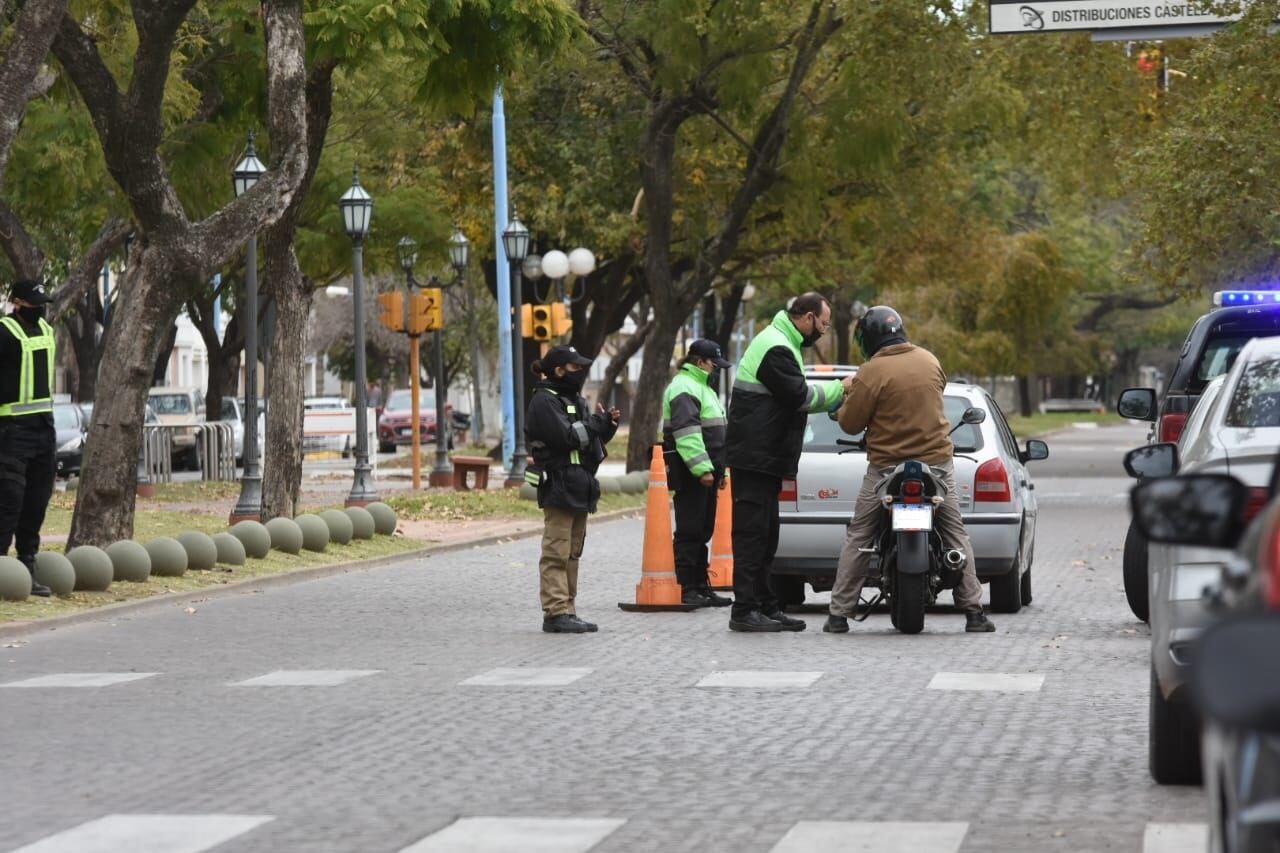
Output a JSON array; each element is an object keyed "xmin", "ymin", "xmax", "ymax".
[{"xmin": 772, "ymin": 367, "xmax": 1046, "ymax": 613}]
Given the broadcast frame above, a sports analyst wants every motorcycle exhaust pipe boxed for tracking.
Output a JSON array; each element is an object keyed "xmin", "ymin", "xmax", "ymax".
[{"xmin": 944, "ymin": 549, "xmax": 967, "ymax": 569}]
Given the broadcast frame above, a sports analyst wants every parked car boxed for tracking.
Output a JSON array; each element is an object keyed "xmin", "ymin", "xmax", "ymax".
[
  {"xmin": 1118, "ymin": 289, "xmax": 1280, "ymax": 622},
  {"xmin": 53, "ymin": 402, "xmax": 87, "ymax": 477},
  {"xmin": 78, "ymin": 401, "xmax": 93, "ymax": 426},
  {"xmin": 216, "ymin": 397, "xmax": 266, "ymax": 465},
  {"xmin": 377, "ymin": 388, "xmax": 452, "ymax": 454},
  {"xmin": 1130, "ymin": 458, "xmax": 1280, "ymax": 852},
  {"xmin": 771, "ymin": 366, "xmax": 1048, "ymax": 612},
  {"xmin": 304, "ymin": 396, "xmax": 354, "ymax": 457},
  {"xmin": 148, "ymin": 387, "xmax": 206, "ymax": 470}
]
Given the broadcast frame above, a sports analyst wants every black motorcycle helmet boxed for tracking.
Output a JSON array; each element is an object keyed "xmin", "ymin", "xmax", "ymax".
[{"xmin": 855, "ymin": 306, "xmax": 908, "ymax": 359}]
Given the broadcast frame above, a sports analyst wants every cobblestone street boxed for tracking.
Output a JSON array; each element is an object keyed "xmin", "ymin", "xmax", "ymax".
[{"xmin": 0, "ymin": 425, "xmax": 1206, "ymax": 853}]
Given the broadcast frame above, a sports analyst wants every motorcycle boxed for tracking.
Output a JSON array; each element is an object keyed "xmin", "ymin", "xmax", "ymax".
[
  {"xmin": 450, "ymin": 410, "xmax": 472, "ymax": 447},
  {"xmin": 837, "ymin": 406, "xmax": 986, "ymax": 634}
]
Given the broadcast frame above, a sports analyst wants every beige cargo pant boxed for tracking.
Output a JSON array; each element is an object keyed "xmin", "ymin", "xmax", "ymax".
[
  {"xmin": 830, "ymin": 461, "xmax": 982, "ymax": 617},
  {"xmin": 539, "ymin": 507, "xmax": 588, "ymax": 617}
]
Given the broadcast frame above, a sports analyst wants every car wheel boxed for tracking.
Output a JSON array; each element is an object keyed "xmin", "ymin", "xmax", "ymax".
[
  {"xmin": 990, "ymin": 562, "xmax": 1022, "ymax": 613},
  {"xmin": 1124, "ymin": 519, "xmax": 1150, "ymax": 623},
  {"xmin": 1020, "ymin": 555, "xmax": 1033, "ymax": 607},
  {"xmin": 771, "ymin": 574, "xmax": 806, "ymax": 608},
  {"xmin": 1149, "ymin": 666, "xmax": 1202, "ymax": 785}
]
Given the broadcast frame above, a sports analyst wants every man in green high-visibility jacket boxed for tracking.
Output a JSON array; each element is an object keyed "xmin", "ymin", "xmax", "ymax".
[
  {"xmin": 662, "ymin": 339, "xmax": 733, "ymax": 609},
  {"xmin": 725, "ymin": 292, "xmax": 846, "ymax": 632}
]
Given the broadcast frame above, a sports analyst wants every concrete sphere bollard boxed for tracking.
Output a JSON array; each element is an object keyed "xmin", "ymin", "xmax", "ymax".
[
  {"xmin": 68, "ymin": 546, "xmax": 113, "ymax": 591},
  {"xmin": 145, "ymin": 537, "xmax": 188, "ymax": 577},
  {"xmin": 366, "ymin": 501, "xmax": 397, "ymax": 536},
  {"xmin": 295, "ymin": 514, "xmax": 330, "ymax": 553},
  {"xmin": 106, "ymin": 540, "xmax": 152, "ymax": 583},
  {"xmin": 34, "ymin": 552, "xmax": 76, "ymax": 596},
  {"xmin": 599, "ymin": 476, "xmax": 622, "ymax": 495},
  {"xmin": 212, "ymin": 532, "xmax": 246, "ymax": 566},
  {"xmin": 177, "ymin": 531, "xmax": 218, "ymax": 571},
  {"xmin": 319, "ymin": 510, "xmax": 354, "ymax": 545},
  {"xmin": 519, "ymin": 483, "xmax": 538, "ymax": 501},
  {"xmin": 265, "ymin": 517, "xmax": 303, "ymax": 555},
  {"xmin": 344, "ymin": 506, "xmax": 375, "ymax": 540},
  {"xmin": 0, "ymin": 556, "xmax": 31, "ymax": 601},
  {"xmin": 621, "ymin": 471, "xmax": 647, "ymax": 494},
  {"xmin": 229, "ymin": 521, "xmax": 271, "ymax": 559}
]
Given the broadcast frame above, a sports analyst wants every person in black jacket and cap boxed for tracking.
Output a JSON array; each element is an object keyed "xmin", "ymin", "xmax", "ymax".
[{"xmin": 526, "ymin": 345, "xmax": 621, "ymax": 633}]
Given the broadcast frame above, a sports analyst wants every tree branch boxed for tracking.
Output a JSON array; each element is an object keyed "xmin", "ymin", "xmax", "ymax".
[
  {"xmin": 0, "ymin": 0, "xmax": 69, "ymax": 180},
  {"xmin": 50, "ymin": 219, "xmax": 131, "ymax": 320},
  {"xmin": 0, "ymin": 196, "xmax": 44, "ymax": 278}
]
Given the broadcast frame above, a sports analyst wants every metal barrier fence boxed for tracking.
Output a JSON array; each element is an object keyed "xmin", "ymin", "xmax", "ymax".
[
  {"xmin": 138, "ymin": 423, "xmax": 237, "ymax": 484},
  {"xmin": 139, "ymin": 426, "xmax": 174, "ymax": 485},
  {"xmin": 196, "ymin": 422, "xmax": 237, "ymax": 481}
]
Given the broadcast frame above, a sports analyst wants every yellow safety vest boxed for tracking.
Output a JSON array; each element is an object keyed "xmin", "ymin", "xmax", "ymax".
[{"xmin": 0, "ymin": 316, "xmax": 56, "ymax": 417}]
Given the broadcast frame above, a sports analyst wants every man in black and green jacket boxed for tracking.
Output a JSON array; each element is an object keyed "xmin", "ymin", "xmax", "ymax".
[
  {"xmin": 662, "ymin": 339, "xmax": 732, "ymax": 608},
  {"xmin": 725, "ymin": 292, "xmax": 845, "ymax": 632}
]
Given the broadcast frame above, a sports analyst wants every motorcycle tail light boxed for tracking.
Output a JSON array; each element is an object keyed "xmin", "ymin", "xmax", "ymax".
[
  {"xmin": 1159, "ymin": 412, "xmax": 1188, "ymax": 444},
  {"xmin": 901, "ymin": 479, "xmax": 923, "ymax": 504},
  {"xmin": 975, "ymin": 458, "xmax": 1011, "ymax": 503}
]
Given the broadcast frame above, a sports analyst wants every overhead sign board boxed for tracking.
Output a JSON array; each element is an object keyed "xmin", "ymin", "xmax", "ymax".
[{"xmin": 989, "ymin": 0, "xmax": 1240, "ymax": 35}]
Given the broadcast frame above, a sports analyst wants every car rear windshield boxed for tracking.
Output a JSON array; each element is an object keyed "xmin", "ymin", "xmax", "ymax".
[
  {"xmin": 386, "ymin": 390, "xmax": 435, "ymax": 410},
  {"xmin": 150, "ymin": 394, "xmax": 191, "ymax": 415},
  {"xmin": 802, "ymin": 395, "xmax": 984, "ymax": 453},
  {"xmin": 1225, "ymin": 358, "xmax": 1280, "ymax": 427},
  {"xmin": 1194, "ymin": 315, "xmax": 1280, "ymax": 390}
]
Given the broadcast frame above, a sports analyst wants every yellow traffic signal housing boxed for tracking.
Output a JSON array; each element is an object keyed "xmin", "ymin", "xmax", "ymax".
[
  {"xmin": 521, "ymin": 304, "xmax": 534, "ymax": 338},
  {"xmin": 377, "ymin": 292, "xmax": 404, "ymax": 332},
  {"xmin": 408, "ymin": 288, "xmax": 443, "ymax": 334},
  {"xmin": 530, "ymin": 304, "xmax": 554, "ymax": 341},
  {"xmin": 551, "ymin": 303, "xmax": 572, "ymax": 337}
]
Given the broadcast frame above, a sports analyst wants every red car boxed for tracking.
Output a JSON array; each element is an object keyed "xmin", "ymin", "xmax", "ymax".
[{"xmin": 377, "ymin": 388, "xmax": 452, "ymax": 453}]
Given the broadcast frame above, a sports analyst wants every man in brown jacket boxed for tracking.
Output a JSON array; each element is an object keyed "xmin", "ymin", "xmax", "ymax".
[{"xmin": 824, "ymin": 305, "xmax": 995, "ymax": 634}]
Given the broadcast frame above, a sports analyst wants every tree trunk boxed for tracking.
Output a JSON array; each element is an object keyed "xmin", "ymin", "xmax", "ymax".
[
  {"xmin": 598, "ymin": 319, "xmax": 651, "ymax": 409},
  {"xmin": 68, "ymin": 248, "xmax": 187, "ymax": 546},
  {"xmin": 64, "ymin": 297, "xmax": 103, "ymax": 402},
  {"xmin": 625, "ymin": 316, "xmax": 679, "ymax": 472},
  {"xmin": 261, "ymin": 233, "xmax": 311, "ymax": 520},
  {"xmin": 1017, "ymin": 375, "xmax": 1033, "ymax": 417},
  {"xmin": 152, "ymin": 322, "xmax": 178, "ymax": 385},
  {"xmin": 831, "ymin": 291, "xmax": 853, "ymax": 365},
  {"xmin": 205, "ymin": 350, "xmax": 241, "ymax": 426}
]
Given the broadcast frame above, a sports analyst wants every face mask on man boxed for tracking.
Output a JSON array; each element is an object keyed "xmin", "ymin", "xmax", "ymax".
[
  {"xmin": 15, "ymin": 304, "xmax": 45, "ymax": 323},
  {"xmin": 800, "ymin": 314, "xmax": 824, "ymax": 348},
  {"xmin": 557, "ymin": 369, "xmax": 588, "ymax": 394}
]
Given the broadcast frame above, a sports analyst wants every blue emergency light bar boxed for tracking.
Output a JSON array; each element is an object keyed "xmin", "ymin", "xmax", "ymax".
[{"xmin": 1214, "ymin": 290, "xmax": 1280, "ymax": 307}]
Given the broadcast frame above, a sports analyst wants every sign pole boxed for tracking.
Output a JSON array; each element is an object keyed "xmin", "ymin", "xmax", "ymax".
[{"xmin": 410, "ymin": 334, "xmax": 422, "ymax": 491}]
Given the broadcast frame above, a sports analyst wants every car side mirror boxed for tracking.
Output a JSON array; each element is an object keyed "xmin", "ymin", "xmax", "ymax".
[
  {"xmin": 1130, "ymin": 473, "xmax": 1248, "ymax": 548},
  {"xmin": 1191, "ymin": 615, "xmax": 1280, "ymax": 734},
  {"xmin": 1124, "ymin": 443, "xmax": 1179, "ymax": 479},
  {"xmin": 961, "ymin": 407, "xmax": 986, "ymax": 425},
  {"xmin": 1117, "ymin": 387, "xmax": 1158, "ymax": 422},
  {"xmin": 1020, "ymin": 440, "xmax": 1049, "ymax": 463}
]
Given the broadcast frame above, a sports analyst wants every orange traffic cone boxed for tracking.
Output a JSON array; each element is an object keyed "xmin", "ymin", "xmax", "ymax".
[
  {"xmin": 708, "ymin": 469, "xmax": 734, "ymax": 591},
  {"xmin": 618, "ymin": 445, "xmax": 699, "ymax": 612}
]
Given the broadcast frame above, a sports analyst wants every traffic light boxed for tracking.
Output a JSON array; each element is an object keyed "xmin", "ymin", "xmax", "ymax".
[
  {"xmin": 377, "ymin": 292, "xmax": 404, "ymax": 332},
  {"xmin": 409, "ymin": 287, "xmax": 443, "ymax": 334},
  {"xmin": 520, "ymin": 304, "xmax": 534, "ymax": 338},
  {"xmin": 551, "ymin": 302, "xmax": 572, "ymax": 337},
  {"xmin": 530, "ymin": 304, "xmax": 554, "ymax": 341}
]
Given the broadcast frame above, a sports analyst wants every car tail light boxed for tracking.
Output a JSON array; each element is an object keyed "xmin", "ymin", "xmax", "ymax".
[
  {"xmin": 780, "ymin": 479, "xmax": 798, "ymax": 510},
  {"xmin": 975, "ymin": 458, "xmax": 1012, "ymax": 503},
  {"xmin": 1245, "ymin": 487, "xmax": 1271, "ymax": 523},
  {"xmin": 902, "ymin": 479, "xmax": 923, "ymax": 504},
  {"xmin": 1158, "ymin": 412, "xmax": 1188, "ymax": 444}
]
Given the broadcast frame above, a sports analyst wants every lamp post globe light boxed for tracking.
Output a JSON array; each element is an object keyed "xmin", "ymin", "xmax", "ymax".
[
  {"xmin": 340, "ymin": 165, "xmax": 379, "ymax": 506},
  {"xmin": 449, "ymin": 225, "xmax": 470, "ymax": 272},
  {"xmin": 230, "ymin": 130, "xmax": 268, "ymax": 524},
  {"xmin": 502, "ymin": 210, "xmax": 531, "ymax": 488}
]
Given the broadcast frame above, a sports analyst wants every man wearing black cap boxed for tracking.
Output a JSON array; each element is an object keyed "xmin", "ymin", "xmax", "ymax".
[
  {"xmin": 662, "ymin": 339, "xmax": 733, "ymax": 607},
  {"xmin": 526, "ymin": 344, "xmax": 621, "ymax": 632},
  {"xmin": 0, "ymin": 280, "xmax": 58, "ymax": 596}
]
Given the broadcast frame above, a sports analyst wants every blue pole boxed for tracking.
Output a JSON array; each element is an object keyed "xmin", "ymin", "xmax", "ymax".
[
  {"xmin": 493, "ymin": 85, "xmax": 515, "ymax": 470},
  {"xmin": 212, "ymin": 273, "xmax": 223, "ymax": 341}
]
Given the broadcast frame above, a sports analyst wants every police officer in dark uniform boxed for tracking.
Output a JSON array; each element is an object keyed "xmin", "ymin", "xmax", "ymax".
[{"xmin": 0, "ymin": 280, "xmax": 58, "ymax": 596}]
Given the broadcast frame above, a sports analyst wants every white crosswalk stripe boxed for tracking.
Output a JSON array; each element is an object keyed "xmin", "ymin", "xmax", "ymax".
[
  {"xmin": 927, "ymin": 672, "xmax": 1045, "ymax": 692},
  {"xmin": 9, "ymin": 814, "xmax": 273, "ymax": 853},
  {"xmin": 0, "ymin": 673, "xmax": 158, "ymax": 688},
  {"xmin": 770, "ymin": 821, "xmax": 969, "ymax": 853},
  {"xmin": 461, "ymin": 667, "xmax": 593, "ymax": 687},
  {"xmin": 696, "ymin": 670, "xmax": 824, "ymax": 689},
  {"xmin": 1143, "ymin": 823, "xmax": 1209, "ymax": 853},
  {"xmin": 398, "ymin": 817, "xmax": 626, "ymax": 852},
  {"xmin": 231, "ymin": 670, "xmax": 381, "ymax": 687}
]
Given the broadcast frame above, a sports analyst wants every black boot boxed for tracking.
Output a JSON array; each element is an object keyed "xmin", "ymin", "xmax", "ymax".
[
  {"xmin": 21, "ymin": 558, "xmax": 51, "ymax": 598},
  {"xmin": 965, "ymin": 611, "xmax": 996, "ymax": 633},
  {"xmin": 543, "ymin": 614, "xmax": 591, "ymax": 633},
  {"xmin": 567, "ymin": 614, "xmax": 598, "ymax": 632},
  {"xmin": 699, "ymin": 587, "xmax": 732, "ymax": 607},
  {"xmin": 729, "ymin": 610, "xmax": 784, "ymax": 632},
  {"xmin": 823, "ymin": 614, "xmax": 849, "ymax": 634},
  {"xmin": 763, "ymin": 609, "xmax": 807, "ymax": 632}
]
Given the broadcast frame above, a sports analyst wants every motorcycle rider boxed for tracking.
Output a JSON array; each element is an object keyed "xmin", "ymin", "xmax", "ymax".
[{"xmin": 825, "ymin": 306, "xmax": 995, "ymax": 634}]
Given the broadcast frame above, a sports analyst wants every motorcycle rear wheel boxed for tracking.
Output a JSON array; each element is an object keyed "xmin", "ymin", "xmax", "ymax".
[{"xmin": 891, "ymin": 571, "xmax": 927, "ymax": 634}]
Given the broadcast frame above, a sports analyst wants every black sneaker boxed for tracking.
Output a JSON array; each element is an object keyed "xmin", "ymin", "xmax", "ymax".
[
  {"xmin": 764, "ymin": 610, "xmax": 807, "ymax": 632},
  {"xmin": 543, "ymin": 614, "xmax": 591, "ymax": 633},
  {"xmin": 728, "ymin": 610, "xmax": 784, "ymax": 632},
  {"xmin": 699, "ymin": 587, "xmax": 732, "ymax": 607},
  {"xmin": 681, "ymin": 588, "xmax": 711, "ymax": 608},
  {"xmin": 965, "ymin": 611, "xmax": 996, "ymax": 633},
  {"xmin": 823, "ymin": 614, "xmax": 849, "ymax": 634}
]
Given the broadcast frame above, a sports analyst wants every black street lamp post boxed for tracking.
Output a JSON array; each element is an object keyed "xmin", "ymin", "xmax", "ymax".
[
  {"xmin": 230, "ymin": 130, "xmax": 267, "ymax": 523},
  {"xmin": 340, "ymin": 165, "xmax": 379, "ymax": 506},
  {"xmin": 502, "ymin": 211, "xmax": 530, "ymax": 488}
]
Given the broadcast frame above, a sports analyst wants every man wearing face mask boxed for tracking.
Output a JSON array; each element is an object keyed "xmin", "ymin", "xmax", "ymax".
[
  {"xmin": 724, "ymin": 292, "xmax": 846, "ymax": 632},
  {"xmin": 662, "ymin": 339, "xmax": 733, "ymax": 608},
  {"xmin": 0, "ymin": 280, "xmax": 58, "ymax": 597}
]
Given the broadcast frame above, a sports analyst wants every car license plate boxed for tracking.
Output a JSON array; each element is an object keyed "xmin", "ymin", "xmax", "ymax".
[{"xmin": 892, "ymin": 504, "xmax": 932, "ymax": 531}]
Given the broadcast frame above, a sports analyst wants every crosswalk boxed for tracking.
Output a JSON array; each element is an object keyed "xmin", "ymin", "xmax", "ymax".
[{"xmin": 3, "ymin": 816, "xmax": 1208, "ymax": 852}]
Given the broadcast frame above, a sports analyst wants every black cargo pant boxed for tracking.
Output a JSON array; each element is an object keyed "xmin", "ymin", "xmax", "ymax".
[
  {"xmin": 673, "ymin": 478, "xmax": 718, "ymax": 591},
  {"xmin": 0, "ymin": 419, "xmax": 56, "ymax": 568},
  {"xmin": 730, "ymin": 468, "xmax": 781, "ymax": 619}
]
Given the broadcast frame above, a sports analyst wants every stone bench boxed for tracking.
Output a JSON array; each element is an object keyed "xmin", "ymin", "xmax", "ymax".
[{"xmin": 451, "ymin": 455, "xmax": 492, "ymax": 491}]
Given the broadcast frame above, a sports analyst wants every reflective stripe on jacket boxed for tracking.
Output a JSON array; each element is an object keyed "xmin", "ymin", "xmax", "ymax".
[
  {"xmin": 662, "ymin": 363, "xmax": 727, "ymax": 483},
  {"xmin": 0, "ymin": 316, "xmax": 55, "ymax": 418}
]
